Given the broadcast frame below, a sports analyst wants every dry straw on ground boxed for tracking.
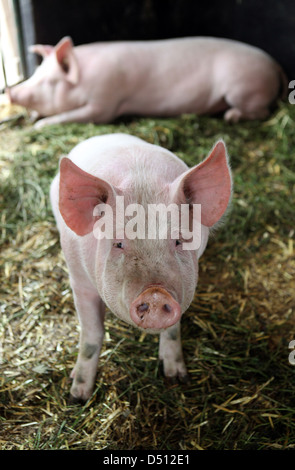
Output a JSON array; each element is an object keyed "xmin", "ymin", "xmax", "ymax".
[{"xmin": 0, "ymin": 98, "xmax": 294, "ymax": 449}]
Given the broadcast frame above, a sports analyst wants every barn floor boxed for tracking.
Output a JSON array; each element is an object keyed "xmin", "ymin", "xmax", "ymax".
[{"xmin": 0, "ymin": 99, "xmax": 295, "ymax": 450}]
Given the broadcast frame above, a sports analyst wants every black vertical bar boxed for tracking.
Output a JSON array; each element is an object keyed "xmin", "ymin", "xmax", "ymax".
[
  {"xmin": 12, "ymin": 0, "xmax": 27, "ymax": 78},
  {"xmin": 18, "ymin": 0, "xmax": 36, "ymax": 78}
]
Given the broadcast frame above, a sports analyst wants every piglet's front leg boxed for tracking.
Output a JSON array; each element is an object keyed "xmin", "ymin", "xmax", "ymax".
[
  {"xmin": 159, "ymin": 322, "xmax": 189, "ymax": 383},
  {"xmin": 33, "ymin": 102, "xmax": 116, "ymax": 128},
  {"xmin": 69, "ymin": 283, "xmax": 105, "ymax": 403},
  {"xmin": 33, "ymin": 103, "xmax": 96, "ymax": 129}
]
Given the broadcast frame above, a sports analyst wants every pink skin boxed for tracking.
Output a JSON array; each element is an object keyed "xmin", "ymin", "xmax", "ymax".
[
  {"xmin": 8, "ymin": 36, "xmax": 287, "ymax": 128},
  {"xmin": 50, "ymin": 134, "xmax": 232, "ymax": 402}
]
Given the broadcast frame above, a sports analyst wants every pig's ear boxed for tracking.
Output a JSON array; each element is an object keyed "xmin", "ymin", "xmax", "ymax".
[
  {"xmin": 170, "ymin": 140, "xmax": 232, "ymax": 227},
  {"xmin": 29, "ymin": 44, "xmax": 54, "ymax": 58},
  {"xmin": 59, "ymin": 157, "xmax": 117, "ymax": 236},
  {"xmin": 55, "ymin": 36, "xmax": 79, "ymax": 85}
]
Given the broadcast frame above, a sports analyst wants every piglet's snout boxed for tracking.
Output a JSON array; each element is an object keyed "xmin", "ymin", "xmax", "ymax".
[{"xmin": 130, "ymin": 287, "xmax": 181, "ymax": 330}]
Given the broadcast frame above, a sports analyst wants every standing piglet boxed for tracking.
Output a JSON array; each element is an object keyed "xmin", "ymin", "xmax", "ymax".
[
  {"xmin": 50, "ymin": 133, "xmax": 232, "ymax": 402},
  {"xmin": 8, "ymin": 36, "xmax": 287, "ymax": 127}
]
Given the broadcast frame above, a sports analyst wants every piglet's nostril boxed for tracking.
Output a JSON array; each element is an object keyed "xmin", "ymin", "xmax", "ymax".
[
  {"xmin": 163, "ymin": 303, "xmax": 172, "ymax": 313},
  {"xmin": 137, "ymin": 303, "xmax": 149, "ymax": 313}
]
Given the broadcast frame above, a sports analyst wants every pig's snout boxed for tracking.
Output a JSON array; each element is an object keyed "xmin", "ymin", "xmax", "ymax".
[
  {"xmin": 6, "ymin": 84, "xmax": 33, "ymax": 108},
  {"xmin": 6, "ymin": 86, "xmax": 20, "ymax": 105},
  {"xmin": 130, "ymin": 287, "xmax": 181, "ymax": 330},
  {"xmin": 5, "ymin": 87, "xmax": 12, "ymax": 103}
]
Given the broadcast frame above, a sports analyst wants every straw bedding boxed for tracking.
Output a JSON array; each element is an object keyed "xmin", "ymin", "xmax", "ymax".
[{"xmin": 0, "ymin": 98, "xmax": 294, "ymax": 449}]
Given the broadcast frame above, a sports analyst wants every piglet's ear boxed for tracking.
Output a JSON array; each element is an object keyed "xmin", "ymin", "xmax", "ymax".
[
  {"xmin": 59, "ymin": 157, "xmax": 117, "ymax": 236},
  {"xmin": 29, "ymin": 44, "xmax": 54, "ymax": 58},
  {"xmin": 55, "ymin": 36, "xmax": 79, "ymax": 85},
  {"xmin": 170, "ymin": 140, "xmax": 232, "ymax": 227}
]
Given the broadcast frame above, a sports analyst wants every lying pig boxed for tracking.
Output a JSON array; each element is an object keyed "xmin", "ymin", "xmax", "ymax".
[
  {"xmin": 8, "ymin": 36, "xmax": 287, "ymax": 127},
  {"xmin": 50, "ymin": 133, "xmax": 232, "ymax": 402}
]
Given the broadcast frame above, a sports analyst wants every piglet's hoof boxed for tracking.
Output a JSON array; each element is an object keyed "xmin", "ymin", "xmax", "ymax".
[
  {"xmin": 68, "ymin": 394, "xmax": 87, "ymax": 406},
  {"xmin": 159, "ymin": 360, "xmax": 190, "ymax": 385}
]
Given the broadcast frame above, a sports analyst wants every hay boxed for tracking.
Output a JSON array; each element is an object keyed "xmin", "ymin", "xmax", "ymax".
[{"xmin": 0, "ymin": 100, "xmax": 295, "ymax": 450}]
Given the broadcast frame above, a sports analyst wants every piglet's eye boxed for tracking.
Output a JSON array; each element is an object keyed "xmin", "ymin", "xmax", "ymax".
[
  {"xmin": 175, "ymin": 240, "xmax": 182, "ymax": 247},
  {"xmin": 113, "ymin": 241, "xmax": 124, "ymax": 249}
]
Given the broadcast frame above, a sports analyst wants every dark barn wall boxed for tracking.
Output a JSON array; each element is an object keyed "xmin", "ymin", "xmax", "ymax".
[{"xmin": 29, "ymin": 0, "xmax": 295, "ymax": 79}]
